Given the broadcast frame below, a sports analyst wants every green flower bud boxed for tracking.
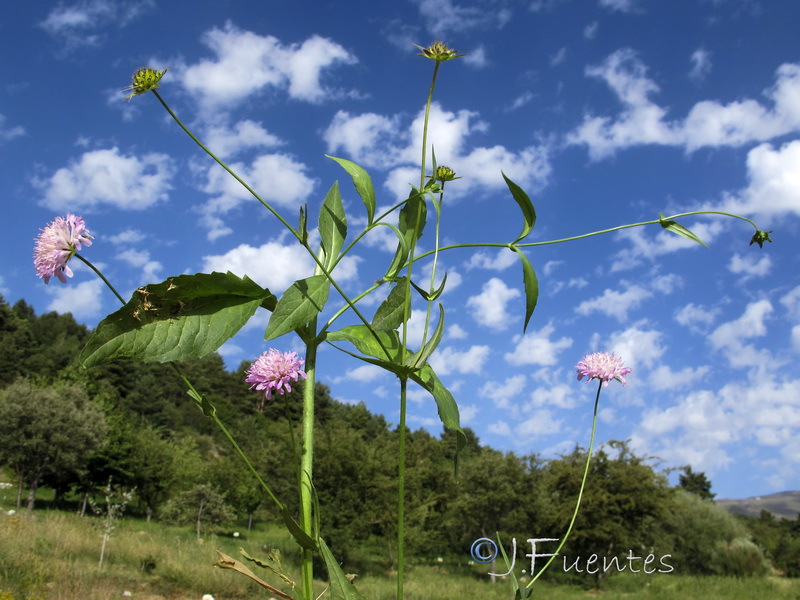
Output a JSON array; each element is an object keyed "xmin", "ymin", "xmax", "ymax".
[
  {"xmin": 415, "ymin": 42, "xmax": 465, "ymax": 62},
  {"xmin": 749, "ymin": 230, "xmax": 773, "ymax": 248},
  {"xmin": 123, "ymin": 67, "xmax": 168, "ymax": 101},
  {"xmin": 435, "ymin": 165, "xmax": 459, "ymax": 182}
]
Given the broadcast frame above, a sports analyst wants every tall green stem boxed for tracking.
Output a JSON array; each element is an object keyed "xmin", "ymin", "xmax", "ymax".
[
  {"xmin": 419, "ymin": 62, "xmax": 441, "ymax": 190},
  {"xmin": 300, "ymin": 327, "xmax": 319, "ymax": 600},
  {"xmin": 75, "ymin": 254, "xmax": 125, "ymax": 305},
  {"xmin": 525, "ymin": 380, "xmax": 603, "ymax": 589},
  {"xmin": 396, "ymin": 377, "xmax": 408, "ymax": 600}
]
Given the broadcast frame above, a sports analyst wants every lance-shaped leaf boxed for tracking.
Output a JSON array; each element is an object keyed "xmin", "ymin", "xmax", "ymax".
[
  {"xmin": 406, "ymin": 303, "xmax": 444, "ymax": 368},
  {"xmin": 319, "ymin": 538, "xmax": 366, "ymax": 600},
  {"xmin": 327, "ymin": 155, "xmax": 376, "ymax": 225},
  {"xmin": 371, "ymin": 277, "xmax": 411, "ymax": 331},
  {"xmin": 659, "ymin": 213, "xmax": 708, "ymax": 247},
  {"xmin": 409, "ymin": 363, "xmax": 466, "ymax": 472},
  {"xmin": 266, "ymin": 275, "xmax": 331, "ymax": 340},
  {"xmin": 512, "ymin": 247, "xmax": 539, "ymax": 333},
  {"xmin": 326, "ymin": 325, "xmax": 404, "ymax": 365},
  {"xmin": 319, "ymin": 181, "xmax": 347, "ymax": 270},
  {"xmin": 386, "ymin": 189, "xmax": 427, "ymax": 279},
  {"xmin": 80, "ymin": 272, "xmax": 275, "ymax": 367},
  {"xmin": 503, "ymin": 172, "xmax": 537, "ymax": 243}
]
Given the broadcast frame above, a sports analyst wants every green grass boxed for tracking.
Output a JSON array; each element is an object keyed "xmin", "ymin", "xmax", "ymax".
[{"xmin": 1, "ymin": 510, "xmax": 799, "ymax": 600}]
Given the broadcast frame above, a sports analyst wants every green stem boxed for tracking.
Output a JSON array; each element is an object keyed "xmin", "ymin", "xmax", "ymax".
[
  {"xmin": 419, "ymin": 62, "xmax": 441, "ymax": 190},
  {"xmin": 74, "ymin": 254, "xmax": 125, "ymax": 305},
  {"xmin": 300, "ymin": 323, "xmax": 319, "ymax": 600},
  {"xmin": 411, "ymin": 210, "xmax": 764, "ymax": 263},
  {"xmin": 396, "ymin": 377, "xmax": 408, "ymax": 600},
  {"xmin": 526, "ymin": 380, "xmax": 603, "ymax": 589}
]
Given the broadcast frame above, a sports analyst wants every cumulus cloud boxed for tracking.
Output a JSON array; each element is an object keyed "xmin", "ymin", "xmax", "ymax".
[
  {"xmin": 575, "ymin": 283, "xmax": 652, "ymax": 321},
  {"xmin": 180, "ymin": 23, "xmax": 357, "ymax": 111},
  {"xmin": 199, "ymin": 153, "xmax": 316, "ymax": 240},
  {"xmin": 428, "ymin": 344, "xmax": 491, "ymax": 376},
  {"xmin": 599, "ymin": 324, "xmax": 665, "ymax": 370},
  {"xmin": 480, "ymin": 373, "xmax": 527, "ymax": 409},
  {"xmin": 610, "ymin": 220, "xmax": 724, "ymax": 271},
  {"xmin": 35, "ymin": 147, "xmax": 175, "ymax": 212},
  {"xmin": 466, "ymin": 277, "xmax": 520, "ymax": 330},
  {"xmin": 202, "ymin": 120, "xmax": 283, "ymax": 159},
  {"xmin": 504, "ymin": 323, "xmax": 573, "ymax": 366},
  {"xmin": 116, "ymin": 248, "xmax": 162, "ymax": 283},
  {"xmin": 709, "ymin": 300, "xmax": 774, "ymax": 371},
  {"xmin": 324, "ymin": 102, "xmax": 552, "ymax": 201},
  {"xmin": 568, "ymin": 50, "xmax": 800, "ymax": 158},
  {"xmin": 728, "ymin": 252, "xmax": 772, "ymax": 279},
  {"xmin": 202, "ymin": 240, "xmax": 316, "ymax": 292},
  {"xmin": 45, "ymin": 279, "xmax": 105, "ymax": 319}
]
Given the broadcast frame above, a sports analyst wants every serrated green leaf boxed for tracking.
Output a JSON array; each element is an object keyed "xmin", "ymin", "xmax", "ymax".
[
  {"xmin": 372, "ymin": 277, "xmax": 411, "ymax": 331},
  {"xmin": 512, "ymin": 247, "xmax": 539, "ymax": 333},
  {"xmin": 319, "ymin": 181, "xmax": 347, "ymax": 270},
  {"xmin": 319, "ymin": 537, "xmax": 366, "ymax": 600},
  {"xmin": 659, "ymin": 213, "xmax": 708, "ymax": 247},
  {"xmin": 503, "ymin": 173, "xmax": 537, "ymax": 243},
  {"xmin": 80, "ymin": 272, "xmax": 274, "ymax": 367},
  {"xmin": 327, "ymin": 155, "xmax": 376, "ymax": 225},
  {"xmin": 407, "ymin": 303, "xmax": 444, "ymax": 368},
  {"xmin": 266, "ymin": 275, "xmax": 331, "ymax": 340}
]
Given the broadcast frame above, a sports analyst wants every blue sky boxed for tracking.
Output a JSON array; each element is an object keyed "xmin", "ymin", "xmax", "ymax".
[{"xmin": 3, "ymin": 0, "xmax": 800, "ymax": 500}]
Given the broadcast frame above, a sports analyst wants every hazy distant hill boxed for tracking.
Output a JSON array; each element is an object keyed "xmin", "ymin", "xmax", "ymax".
[{"xmin": 716, "ymin": 491, "xmax": 800, "ymax": 520}]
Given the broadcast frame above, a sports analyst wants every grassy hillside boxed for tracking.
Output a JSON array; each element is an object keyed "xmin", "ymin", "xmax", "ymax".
[{"xmin": 1, "ymin": 511, "xmax": 799, "ymax": 600}]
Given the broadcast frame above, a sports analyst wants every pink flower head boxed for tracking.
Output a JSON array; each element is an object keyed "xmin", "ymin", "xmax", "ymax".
[
  {"xmin": 33, "ymin": 213, "xmax": 92, "ymax": 284},
  {"xmin": 575, "ymin": 352, "xmax": 632, "ymax": 387},
  {"xmin": 245, "ymin": 349, "xmax": 307, "ymax": 409}
]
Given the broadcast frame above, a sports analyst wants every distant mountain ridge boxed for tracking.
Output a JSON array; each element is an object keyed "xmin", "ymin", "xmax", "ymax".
[{"xmin": 716, "ymin": 491, "xmax": 800, "ymax": 520}]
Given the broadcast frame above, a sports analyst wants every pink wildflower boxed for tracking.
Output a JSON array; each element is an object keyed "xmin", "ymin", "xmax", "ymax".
[
  {"xmin": 575, "ymin": 352, "xmax": 632, "ymax": 387},
  {"xmin": 245, "ymin": 349, "xmax": 307, "ymax": 410},
  {"xmin": 33, "ymin": 213, "xmax": 93, "ymax": 284}
]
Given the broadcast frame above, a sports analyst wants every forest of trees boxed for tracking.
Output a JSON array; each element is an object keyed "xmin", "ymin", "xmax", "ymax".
[{"xmin": 1, "ymin": 295, "xmax": 798, "ymax": 582}]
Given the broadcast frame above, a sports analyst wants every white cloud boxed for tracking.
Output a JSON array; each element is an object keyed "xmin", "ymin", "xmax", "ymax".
[
  {"xmin": 337, "ymin": 364, "xmax": 387, "ymax": 384},
  {"xmin": 203, "ymin": 120, "xmax": 283, "ymax": 159},
  {"xmin": 550, "ymin": 47, "xmax": 567, "ymax": 66},
  {"xmin": 39, "ymin": 0, "xmax": 154, "ymax": 51},
  {"xmin": 728, "ymin": 252, "xmax": 772, "ymax": 279},
  {"xmin": 675, "ymin": 302, "xmax": 720, "ymax": 332},
  {"xmin": 324, "ymin": 102, "xmax": 552, "ymax": 201},
  {"xmin": 649, "ymin": 364, "xmax": 710, "ymax": 391},
  {"xmin": 714, "ymin": 140, "xmax": 800, "ymax": 224},
  {"xmin": 35, "ymin": 147, "xmax": 174, "ymax": 212},
  {"xmin": 412, "ymin": 0, "xmax": 512, "ymax": 36},
  {"xmin": 583, "ymin": 21, "xmax": 599, "ymax": 39},
  {"xmin": 466, "ymin": 249, "xmax": 518, "ymax": 271},
  {"xmin": 202, "ymin": 240, "xmax": 316, "ymax": 292},
  {"xmin": 180, "ymin": 23, "xmax": 357, "ymax": 110},
  {"xmin": 708, "ymin": 300, "xmax": 774, "ymax": 371},
  {"xmin": 463, "ymin": 45, "xmax": 489, "ymax": 69},
  {"xmin": 466, "ymin": 277, "xmax": 520, "ymax": 330},
  {"xmin": 45, "ymin": 279, "xmax": 105, "ymax": 319},
  {"xmin": 575, "ymin": 283, "xmax": 652, "ymax": 321},
  {"xmin": 116, "ymin": 248, "xmax": 162, "ymax": 283},
  {"xmin": 480, "ymin": 374, "xmax": 527, "ymax": 409},
  {"xmin": 530, "ymin": 383, "xmax": 578, "ymax": 409},
  {"xmin": 689, "ymin": 48, "xmax": 712, "ymax": 83},
  {"xmin": 601, "ymin": 324, "xmax": 665, "ymax": 370},
  {"xmin": 599, "ymin": 0, "xmax": 637, "ymax": 12},
  {"xmin": 611, "ymin": 220, "xmax": 724, "ymax": 271},
  {"xmin": 504, "ymin": 323, "xmax": 573, "ymax": 366},
  {"xmin": 199, "ymin": 153, "xmax": 316, "ymax": 239},
  {"xmin": 0, "ymin": 114, "xmax": 24, "ymax": 143},
  {"xmin": 428, "ymin": 345, "xmax": 491, "ymax": 376},
  {"xmin": 568, "ymin": 51, "xmax": 800, "ymax": 159},
  {"xmin": 515, "ymin": 409, "xmax": 564, "ymax": 439}
]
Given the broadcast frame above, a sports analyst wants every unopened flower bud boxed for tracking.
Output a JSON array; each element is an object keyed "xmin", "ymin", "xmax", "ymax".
[
  {"xmin": 749, "ymin": 230, "xmax": 773, "ymax": 248},
  {"xmin": 123, "ymin": 67, "xmax": 168, "ymax": 101},
  {"xmin": 435, "ymin": 166, "xmax": 459, "ymax": 182},
  {"xmin": 415, "ymin": 41, "xmax": 465, "ymax": 62}
]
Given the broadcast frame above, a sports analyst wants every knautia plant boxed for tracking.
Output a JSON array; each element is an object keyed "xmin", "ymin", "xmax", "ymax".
[{"xmin": 35, "ymin": 43, "xmax": 773, "ymax": 600}]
